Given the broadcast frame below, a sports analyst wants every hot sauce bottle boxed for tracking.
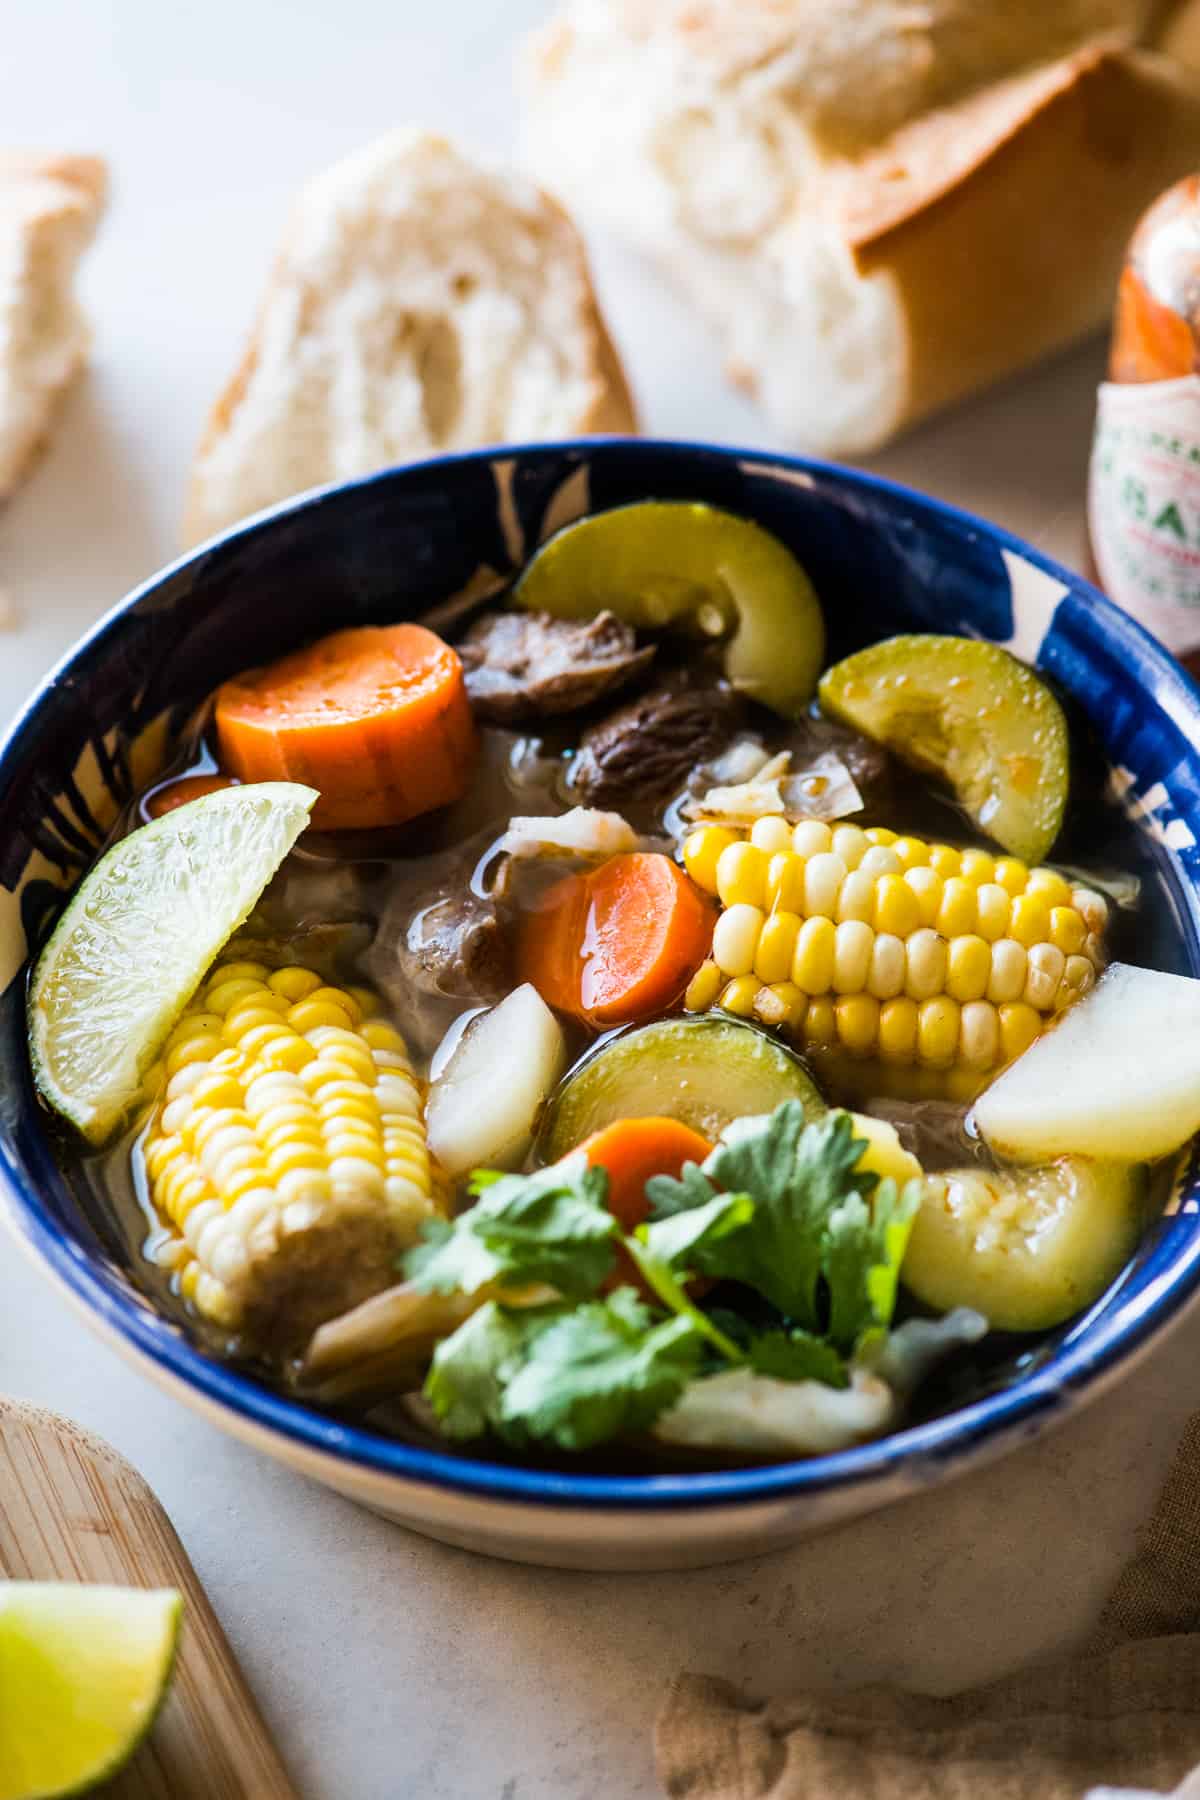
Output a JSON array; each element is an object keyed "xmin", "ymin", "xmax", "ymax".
[{"xmin": 1089, "ymin": 176, "xmax": 1200, "ymax": 676}]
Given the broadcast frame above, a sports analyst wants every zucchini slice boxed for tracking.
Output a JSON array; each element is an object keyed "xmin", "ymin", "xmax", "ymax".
[
  {"xmin": 818, "ymin": 635, "xmax": 1069, "ymax": 864},
  {"xmin": 901, "ymin": 1156, "xmax": 1146, "ymax": 1332},
  {"xmin": 538, "ymin": 1014, "xmax": 825, "ymax": 1161}
]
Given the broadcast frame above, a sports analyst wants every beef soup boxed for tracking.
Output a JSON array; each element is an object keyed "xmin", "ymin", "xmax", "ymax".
[{"xmin": 26, "ymin": 501, "xmax": 1194, "ymax": 1468}]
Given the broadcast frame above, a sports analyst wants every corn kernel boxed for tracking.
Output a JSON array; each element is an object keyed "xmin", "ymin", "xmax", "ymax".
[
  {"xmin": 684, "ymin": 826, "xmax": 739, "ymax": 894},
  {"xmin": 836, "ymin": 869, "xmax": 876, "ymax": 924},
  {"xmin": 905, "ymin": 928, "xmax": 948, "ymax": 1001},
  {"xmin": 865, "ymin": 827, "xmax": 898, "ymax": 846},
  {"xmin": 766, "ymin": 852, "xmax": 806, "ymax": 912},
  {"xmin": 803, "ymin": 996, "xmax": 837, "ymax": 1049},
  {"xmin": 867, "ymin": 933, "xmax": 906, "ymax": 1000},
  {"xmin": 792, "ymin": 915, "xmax": 837, "ymax": 993},
  {"xmin": 859, "ymin": 845, "xmax": 902, "ymax": 879},
  {"xmin": 1024, "ymin": 942, "xmax": 1066, "ymax": 1010},
  {"xmin": 904, "ymin": 865, "xmax": 943, "ymax": 926},
  {"xmin": 754, "ymin": 911, "xmax": 800, "ymax": 984},
  {"xmin": 993, "ymin": 858, "xmax": 1029, "ymax": 897},
  {"xmin": 804, "ymin": 852, "xmax": 848, "ymax": 919},
  {"xmin": 268, "ymin": 966, "xmax": 324, "ymax": 1002},
  {"xmin": 719, "ymin": 975, "xmax": 760, "ymax": 1017},
  {"xmin": 1010, "ymin": 894, "xmax": 1051, "ymax": 948},
  {"xmin": 960, "ymin": 1000, "xmax": 1000, "ymax": 1070},
  {"xmin": 959, "ymin": 848, "xmax": 995, "ymax": 886},
  {"xmin": 833, "ymin": 920, "xmax": 874, "ymax": 994},
  {"xmin": 879, "ymin": 997, "xmax": 919, "ymax": 1064},
  {"xmin": 750, "ymin": 815, "xmax": 792, "ymax": 854},
  {"xmin": 712, "ymin": 903, "xmax": 765, "ymax": 978},
  {"xmin": 1026, "ymin": 869, "xmax": 1073, "ymax": 909},
  {"xmin": 831, "ymin": 824, "xmax": 869, "ymax": 869},
  {"xmin": 1049, "ymin": 906, "xmax": 1087, "ymax": 955},
  {"xmin": 891, "ymin": 836, "xmax": 929, "ymax": 870},
  {"xmin": 946, "ymin": 935, "xmax": 991, "ymax": 1003},
  {"xmin": 836, "ymin": 994, "xmax": 880, "ymax": 1056},
  {"xmin": 918, "ymin": 997, "xmax": 960, "ymax": 1068},
  {"xmin": 928, "ymin": 844, "xmax": 961, "ymax": 878},
  {"xmin": 716, "ymin": 841, "xmax": 769, "ymax": 909},
  {"xmin": 792, "ymin": 820, "xmax": 833, "ymax": 858},
  {"xmin": 685, "ymin": 960, "xmax": 722, "ymax": 1012},
  {"xmin": 754, "ymin": 982, "xmax": 805, "ymax": 1029},
  {"xmin": 1072, "ymin": 887, "xmax": 1110, "ymax": 936},
  {"xmin": 974, "ymin": 883, "xmax": 1011, "ymax": 942},
  {"xmin": 987, "ymin": 938, "xmax": 1028, "ymax": 1004},
  {"xmin": 206, "ymin": 976, "xmax": 271, "ymax": 1017},
  {"xmin": 937, "ymin": 877, "xmax": 977, "ymax": 938},
  {"xmin": 999, "ymin": 1001, "xmax": 1042, "ymax": 1062},
  {"xmin": 1057, "ymin": 956, "xmax": 1095, "ymax": 1010},
  {"xmin": 1063, "ymin": 953, "xmax": 1095, "ymax": 994},
  {"xmin": 875, "ymin": 873, "xmax": 921, "ymax": 937}
]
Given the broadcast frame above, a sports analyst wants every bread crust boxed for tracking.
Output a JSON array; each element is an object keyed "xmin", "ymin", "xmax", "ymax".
[
  {"xmin": 184, "ymin": 135, "xmax": 635, "ymax": 547},
  {"xmin": 0, "ymin": 153, "xmax": 107, "ymax": 497},
  {"xmin": 847, "ymin": 45, "xmax": 1200, "ymax": 429}
]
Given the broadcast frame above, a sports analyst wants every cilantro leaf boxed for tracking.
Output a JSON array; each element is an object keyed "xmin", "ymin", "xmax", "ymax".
[
  {"xmin": 425, "ymin": 1290, "xmax": 702, "ymax": 1450},
  {"xmin": 637, "ymin": 1191, "xmax": 755, "ymax": 1272},
  {"xmin": 645, "ymin": 1158, "xmax": 719, "ymax": 1219},
  {"xmin": 423, "ymin": 1301, "xmax": 544, "ymax": 1439},
  {"xmin": 744, "ymin": 1328, "xmax": 848, "ymax": 1388},
  {"xmin": 404, "ymin": 1153, "xmax": 617, "ymax": 1298},
  {"xmin": 642, "ymin": 1105, "xmax": 878, "ymax": 1325},
  {"xmin": 499, "ymin": 1290, "xmax": 702, "ymax": 1450},
  {"xmin": 824, "ymin": 1176, "xmax": 923, "ymax": 1353}
]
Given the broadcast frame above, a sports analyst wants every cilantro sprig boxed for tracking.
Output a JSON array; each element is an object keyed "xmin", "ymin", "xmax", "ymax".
[
  {"xmin": 404, "ymin": 1153, "xmax": 618, "ymax": 1298},
  {"xmin": 406, "ymin": 1103, "xmax": 923, "ymax": 1453}
]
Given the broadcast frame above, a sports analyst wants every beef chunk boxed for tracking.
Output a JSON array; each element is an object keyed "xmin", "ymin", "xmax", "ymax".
[
  {"xmin": 569, "ymin": 679, "xmax": 745, "ymax": 807},
  {"xmin": 864, "ymin": 1099, "xmax": 990, "ymax": 1172},
  {"xmin": 459, "ymin": 609, "xmax": 655, "ymax": 723},
  {"xmin": 390, "ymin": 891, "xmax": 512, "ymax": 1001}
]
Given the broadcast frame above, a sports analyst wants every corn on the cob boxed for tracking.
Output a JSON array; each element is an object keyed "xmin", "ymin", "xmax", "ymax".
[
  {"xmin": 142, "ymin": 959, "xmax": 436, "ymax": 1345},
  {"xmin": 682, "ymin": 821, "xmax": 1107, "ymax": 1096}
]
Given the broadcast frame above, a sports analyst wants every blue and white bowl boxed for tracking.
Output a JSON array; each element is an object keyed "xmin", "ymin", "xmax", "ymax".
[{"xmin": 2, "ymin": 439, "xmax": 1200, "ymax": 1571}]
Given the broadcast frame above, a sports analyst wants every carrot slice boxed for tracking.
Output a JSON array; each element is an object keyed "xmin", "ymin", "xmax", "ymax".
[
  {"xmin": 518, "ymin": 852, "xmax": 714, "ymax": 1027},
  {"xmin": 581, "ymin": 1116, "xmax": 715, "ymax": 1296},
  {"xmin": 214, "ymin": 624, "xmax": 477, "ymax": 831},
  {"xmin": 145, "ymin": 773, "xmax": 238, "ymax": 818}
]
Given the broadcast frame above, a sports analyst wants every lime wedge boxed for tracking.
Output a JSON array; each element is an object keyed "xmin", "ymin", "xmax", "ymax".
[
  {"xmin": 28, "ymin": 780, "xmax": 316, "ymax": 1143},
  {"xmin": 818, "ymin": 635, "xmax": 1069, "ymax": 864},
  {"xmin": 0, "ymin": 1583, "xmax": 181, "ymax": 1800}
]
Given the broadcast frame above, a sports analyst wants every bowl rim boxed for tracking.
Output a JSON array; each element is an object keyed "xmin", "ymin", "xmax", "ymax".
[{"xmin": 5, "ymin": 433, "xmax": 1200, "ymax": 1514}]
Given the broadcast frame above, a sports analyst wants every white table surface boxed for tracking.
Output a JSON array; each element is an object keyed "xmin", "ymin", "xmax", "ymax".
[{"xmin": 4, "ymin": 6, "xmax": 1198, "ymax": 1797}]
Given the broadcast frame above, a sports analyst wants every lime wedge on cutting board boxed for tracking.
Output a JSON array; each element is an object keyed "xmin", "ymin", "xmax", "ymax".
[
  {"xmin": 28, "ymin": 780, "xmax": 316, "ymax": 1144},
  {"xmin": 0, "ymin": 1583, "xmax": 181, "ymax": 1800}
]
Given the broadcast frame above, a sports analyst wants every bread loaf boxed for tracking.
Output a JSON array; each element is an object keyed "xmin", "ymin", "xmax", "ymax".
[
  {"xmin": 0, "ymin": 153, "xmax": 106, "ymax": 497},
  {"xmin": 184, "ymin": 129, "xmax": 636, "ymax": 547},
  {"xmin": 520, "ymin": 3, "xmax": 1200, "ymax": 453}
]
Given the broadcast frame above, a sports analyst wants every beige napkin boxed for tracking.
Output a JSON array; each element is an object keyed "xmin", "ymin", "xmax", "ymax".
[{"xmin": 656, "ymin": 1414, "xmax": 1200, "ymax": 1799}]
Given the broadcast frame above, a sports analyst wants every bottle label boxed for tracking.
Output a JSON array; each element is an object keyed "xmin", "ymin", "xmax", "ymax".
[{"xmin": 1089, "ymin": 375, "xmax": 1200, "ymax": 654}]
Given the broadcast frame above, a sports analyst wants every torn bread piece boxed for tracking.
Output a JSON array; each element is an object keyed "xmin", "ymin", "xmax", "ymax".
[
  {"xmin": 520, "ymin": 4, "xmax": 1200, "ymax": 452},
  {"xmin": 184, "ymin": 128, "xmax": 636, "ymax": 547},
  {"xmin": 0, "ymin": 153, "xmax": 106, "ymax": 496}
]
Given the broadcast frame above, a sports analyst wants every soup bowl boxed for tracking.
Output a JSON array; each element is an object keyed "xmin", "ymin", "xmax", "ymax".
[{"xmin": 3, "ymin": 438, "xmax": 1200, "ymax": 1571}]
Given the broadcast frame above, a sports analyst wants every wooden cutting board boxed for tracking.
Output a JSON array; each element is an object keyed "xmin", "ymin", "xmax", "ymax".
[{"xmin": 0, "ymin": 1397, "xmax": 298, "ymax": 1798}]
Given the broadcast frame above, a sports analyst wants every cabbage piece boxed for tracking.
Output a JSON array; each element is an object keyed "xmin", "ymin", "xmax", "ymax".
[
  {"xmin": 498, "ymin": 807, "xmax": 640, "ymax": 860},
  {"xmin": 682, "ymin": 750, "xmax": 862, "ymax": 828},
  {"xmin": 652, "ymin": 1366, "xmax": 895, "ymax": 1455}
]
